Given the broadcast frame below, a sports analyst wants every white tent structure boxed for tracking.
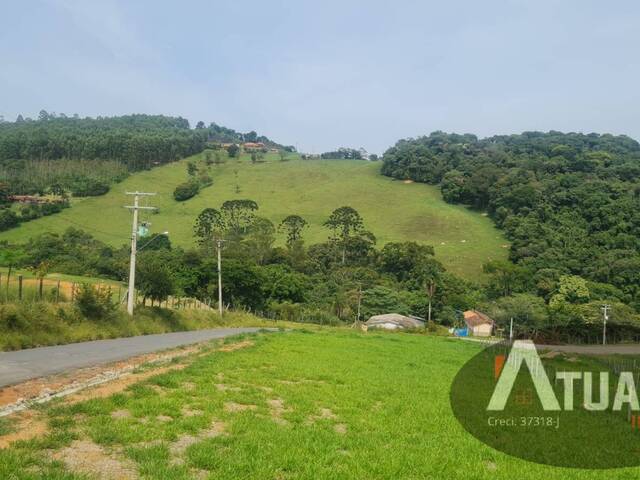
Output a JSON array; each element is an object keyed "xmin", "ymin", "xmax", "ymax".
[{"xmin": 365, "ymin": 313, "xmax": 425, "ymax": 330}]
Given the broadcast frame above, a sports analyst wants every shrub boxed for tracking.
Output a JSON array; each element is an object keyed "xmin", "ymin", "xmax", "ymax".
[
  {"xmin": 0, "ymin": 208, "xmax": 19, "ymax": 231},
  {"xmin": 40, "ymin": 201, "xmax": 67, "ymax": 216},
  {"xmin": 70, "ymin": 178, "xmax": 110, "ymax": 197},
  {"xmin": 20, "ymin": 204, "xmax": 41, "ymax": 220},
  {"xmin": 226, "ymin": 144, "xmax": 240, "ymax": 158},
  {"xmin": 173, "ymin": 180, "xmax": 199, "ymax": 201},
  {"xmin": 198, "ymin": 171, "xmax": 213, "ymax": 187},
  {"xmin": 301, "ymin": 308, "xmax": 343, "ymax": 326},
  {"xmin": 74, "ymin": 283, "xmax": 116, "ymax": 320}
]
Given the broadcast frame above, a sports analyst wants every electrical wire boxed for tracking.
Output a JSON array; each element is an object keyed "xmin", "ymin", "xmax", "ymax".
[{"xmin": 51, "ymin": 214, "xmax": 128, "ymax": 241}]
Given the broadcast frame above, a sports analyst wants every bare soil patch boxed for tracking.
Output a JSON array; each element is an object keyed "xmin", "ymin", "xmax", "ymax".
[
  {"xmin": 224, "ymin": 402, "xmax": 257, "ymax": 413},
  {"xmin": 0, "ymin": 411, "xmax": 47, "ymax": 449},
  {"xmin": 219, "ymin": 340, "xmax": 254, "ymax": 352},
  {"xmin": 51, "ymin": 440, "xmax": 138, "ymax": 480}
]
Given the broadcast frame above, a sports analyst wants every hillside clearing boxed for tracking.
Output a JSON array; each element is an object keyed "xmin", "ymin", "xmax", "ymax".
[{"xmin": 0, "ymin": 154, "xmax": 507, "ymax": 278}]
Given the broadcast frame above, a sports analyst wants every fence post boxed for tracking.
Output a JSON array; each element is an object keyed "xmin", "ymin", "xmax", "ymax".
[
  {"xmin": 56, "ymin": 280, "xmax": 61, "ymax": 303},
  {"xmin": 18, "ymin": 275, "xmax": 23, "ymax": 301},
  {"xmin": 38, "ymin": 278, "xmax": 44, "ymax": 300}
]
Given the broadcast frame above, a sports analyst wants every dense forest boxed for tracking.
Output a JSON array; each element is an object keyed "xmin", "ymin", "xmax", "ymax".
[
  {"xmin": 381, "ymin": 131, "xmax": 640, "ymax": 327},
  {"xmin": 0, "ymin": 113, "xmax": 290, "ymax": 233},
  {"xmin": 0, "ymin": 112, "xmax": 289, "ymax": 195}
]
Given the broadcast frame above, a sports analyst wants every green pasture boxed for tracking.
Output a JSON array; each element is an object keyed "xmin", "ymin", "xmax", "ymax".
[{"xmin": 0, "ymin": 153, "xmax": 508, "ymax": 278}]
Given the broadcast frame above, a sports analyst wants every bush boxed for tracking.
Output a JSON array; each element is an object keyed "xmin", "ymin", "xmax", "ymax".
[
  {"xmin": 301, "ymin": 308, "xmax": 343, "ymax": 326},
  {"xmin": 198, "ymin": 171, "xmax": 213, "ymax": 187},
  {"xmin": 226, "ymin": 144, "xmax": 240, "ymax": 158},
  {"xmin": 173, "ymin": 180, "xmax": 199, "ymax": 201},
  {"xmin": 20, "ymin": 204, "xmax": 41, "ymax": 220},
  {"xmin": 40, "ymin": 201, "xmax": 67, "ymax": 216},
  {"xmin": 269, "ymin": 301, "xmax": 303, "ymax": 321},
  {"xmin": 0, "ymin": 208, "xmax": 19, "ymax": 231},
  {"xmin": 70, "ymin": 178, "xmax": 110, "ymax": 197},
  {"xmin": 74, "ymin": 283, "xmax": 116, "ymax": 320}
]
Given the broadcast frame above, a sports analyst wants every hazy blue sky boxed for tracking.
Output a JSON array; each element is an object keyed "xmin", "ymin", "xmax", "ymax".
[{"xmin": 1, "ymin": 0, "xmax": 639, "ymax": 153}]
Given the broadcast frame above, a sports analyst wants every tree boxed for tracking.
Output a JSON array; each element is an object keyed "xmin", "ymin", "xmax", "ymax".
[
  {"xmin": 196, "ymin": 121, "xmax": 205, "ymax": 129},
  {"xmin": 137, "ymin": 258, "xmax": 175, "ymax": 305},
  {"xmin": 227, "ymin": 144, "xmax": 240, "ymax": 158},
  {"xmin": 141, "ymin": 233, "xmax": 171, "ymax": 251},
  {"xmin": 359, "ymin": 285, "xmax": 417, "ymax": 319},
  {"xmin": 550, "ymin": 275, "xmax": 590, "ymax": 306},
  {"xmin": 378, "ymin": 242, "xmax": 436, "ymax": 282},
  {"xmin": 483, "ymin": 260, "xmax": 529, "ymax": 298},
  {"xmin": 221, "ymin": 199, "xmax": 259, "ymax": 236},
  {"xmin": 485, "ymin": 294, "xmax": 549, "ymax": 337},
  {"xmin": 279, "ymin": 215, "xmax": 308, "ymax": 247},
  {"xmin": 245, "ymin": 217, "xmax": 276, "ymax": 264},
  {"xmin": 324, "ymin": 206, "xmax": 364, "ymax": 264},
  {"xmin": 0, "ymin": 183, "xmax": 10, "ymax": 206},
  {"xmin": 194, "ymin": 208, "xmax": 225, "ymax": 246}
]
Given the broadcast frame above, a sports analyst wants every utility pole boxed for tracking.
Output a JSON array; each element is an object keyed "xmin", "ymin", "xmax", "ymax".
[
  {"xmin": 602, "ymin": 304, "xmax": 610, "ymax": 345},
  {"xmin": 426, "ymin": 279, "xmax": 436, "ymax": 324},
  {"xmin": 509, "ymin": 317, "xmax": 514, "ymax": 342},
  {"xmin": 125, "ymin": 192, "xmax": 156, "ymax": 316},
  {"xmin": 356, "ymin": 284, "xmax": 362, "ymax": 323},
  {"xmin": 216, "ymin": 238, "xmax": 225, "ymax": 316}
]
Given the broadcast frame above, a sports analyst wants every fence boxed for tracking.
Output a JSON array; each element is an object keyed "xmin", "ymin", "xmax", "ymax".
[
  {"xmin": 0, "ymin": 271, "xmax": 211, "ymax": 312},
  {"xmin": 0, "ymin": 272, "xmax": 117, "ymax": 304}
]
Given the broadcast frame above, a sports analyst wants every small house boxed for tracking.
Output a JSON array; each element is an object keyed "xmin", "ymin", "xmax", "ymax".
[
  {"xmin": 365, "ymin": 313, "xmax": 425, "ymax": 330},
  {"xmin": 463, "ymin": 310, "xmax": 494, "ymax": 337}
]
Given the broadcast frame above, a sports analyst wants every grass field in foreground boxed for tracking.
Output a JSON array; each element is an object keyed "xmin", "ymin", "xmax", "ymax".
[
  {"xmin": 0, "ymin": 154, "xmax": 507, "ymax": 278},
  {"xmin": 1, "ymin": 330, "xmax": 637, "ymax": 479}
]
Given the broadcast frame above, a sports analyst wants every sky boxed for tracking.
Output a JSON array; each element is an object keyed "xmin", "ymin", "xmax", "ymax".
[{"xmin": 1, "ymin": 0, "xmax": 639, "ymax": 154}]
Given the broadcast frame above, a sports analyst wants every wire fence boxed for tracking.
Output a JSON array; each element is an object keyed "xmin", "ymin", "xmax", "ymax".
[{"xmin": 0, "ymin": 271, "xmax": 211, "ymax": 312}]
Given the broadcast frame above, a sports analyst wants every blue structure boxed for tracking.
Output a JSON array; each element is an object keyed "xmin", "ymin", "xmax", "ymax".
[{"xmin": 453, "ymin": 327, "xmax": 469, "ymax": 337}]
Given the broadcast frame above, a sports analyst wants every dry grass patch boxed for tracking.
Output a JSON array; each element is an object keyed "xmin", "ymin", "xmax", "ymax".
[
  {"xmin": 218, "ymin": 340, "xmax": 254, "ymax": 352},
  {"xmin": 0, "ymin": 411, "xmax": 47, "ymax": 449},
  {"xmin": 224, "ymin": 402, "xmax": 257, "ymax": 413},
  {"xmin": 52, "ymin": 439, "xmax": 138, "ymax": 480},
  {"xmin": 110, "ymin": 409, "xmax": 132, "ymax": 420}
]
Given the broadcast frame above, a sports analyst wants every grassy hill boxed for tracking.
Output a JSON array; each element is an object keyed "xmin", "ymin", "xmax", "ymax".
[{"xmin": 0, "ymin": 153, "xmax": 507, "ymax": 278}]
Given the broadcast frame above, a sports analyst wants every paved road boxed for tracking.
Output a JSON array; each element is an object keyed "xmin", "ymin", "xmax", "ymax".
[{"xmin": 0, "ymin": 328, "xmax": 268, "ymax": 388}]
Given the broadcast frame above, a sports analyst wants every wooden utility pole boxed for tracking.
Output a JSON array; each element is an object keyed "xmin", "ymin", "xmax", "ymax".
[{"xmin": 125, "ymin": 192, "xmax": 157, "ymax": 316}]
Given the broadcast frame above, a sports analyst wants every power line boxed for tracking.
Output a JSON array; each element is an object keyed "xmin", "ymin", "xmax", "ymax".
[{"xmin": 44, "ymin": 214, "xmax": 127, "ymax": 241}]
